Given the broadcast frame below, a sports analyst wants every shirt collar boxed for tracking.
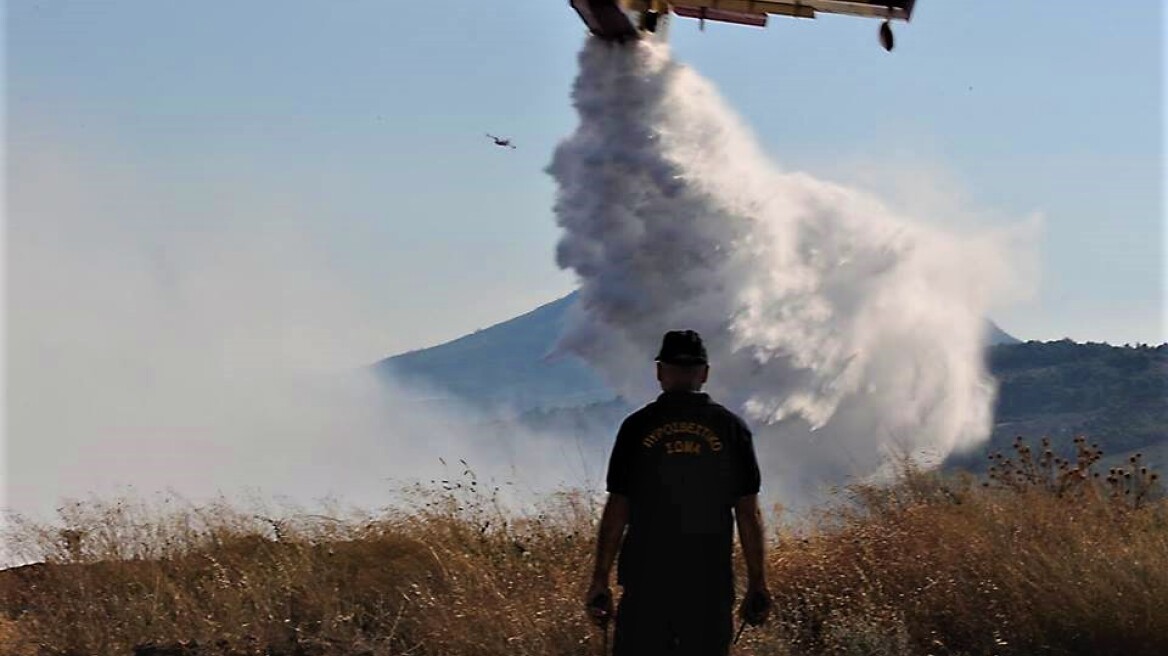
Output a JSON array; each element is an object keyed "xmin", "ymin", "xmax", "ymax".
[{"xmin": 657, "ymin": 390, "xmax": 710, "ymax": 404}]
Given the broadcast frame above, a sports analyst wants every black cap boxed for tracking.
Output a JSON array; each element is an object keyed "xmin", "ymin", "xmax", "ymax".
[{"xmin": 655, "ymin": 330, "xmax": 708, "ymax": 366}]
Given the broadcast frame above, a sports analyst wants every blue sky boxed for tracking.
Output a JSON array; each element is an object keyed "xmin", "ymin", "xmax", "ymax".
[{"xmin": 8, "ymin": 0, "xmax": 1164, "ymax": 354}]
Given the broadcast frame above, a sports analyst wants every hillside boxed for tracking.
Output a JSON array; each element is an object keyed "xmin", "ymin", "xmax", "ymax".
[
  {"xmin": 949, "ymin": 340, "xmax": 1168, "ymax": 469},
  {"xmin": 518, "ymin": 340, "xmax": 1168, "ymax": 470},
  {"xmin": 374, "ymin": 294, "xmax": 1166, "ymax": 467}
]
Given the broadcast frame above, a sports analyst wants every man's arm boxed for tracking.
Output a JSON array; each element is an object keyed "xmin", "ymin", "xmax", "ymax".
[
  {"xmin": 590, "ymin": 492, "xmax": 630, "ymax": 586},
  {"xmin": 587, "ymin": 416, "xmax": 635, "ymax": 626},
  {"xmin": 585, "ymin": 493, "xmax": 629, "ymax": 626},
  {"xmin": 735, "ymin": 494, "xmax": 770, "ymax": 598}
]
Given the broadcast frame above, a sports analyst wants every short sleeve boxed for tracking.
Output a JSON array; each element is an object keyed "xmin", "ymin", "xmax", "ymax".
[
  {"xmin": 734, "ymin": 419, "xmax": 762, "ymax": 497},
  {"xmin": 605, "ymin": 417, "xmax": 638, "ymax": 496}
]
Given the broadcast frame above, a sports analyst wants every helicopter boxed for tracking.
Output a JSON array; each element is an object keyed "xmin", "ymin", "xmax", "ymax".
[{"xmin": 570, "ymin": 0, "xmax": 917, "ymax": 51}]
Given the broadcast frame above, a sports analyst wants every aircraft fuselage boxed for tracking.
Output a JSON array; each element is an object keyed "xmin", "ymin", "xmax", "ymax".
[{"xmin": 570, "ymin": 0, "xmax": 652, "ymax": 42}]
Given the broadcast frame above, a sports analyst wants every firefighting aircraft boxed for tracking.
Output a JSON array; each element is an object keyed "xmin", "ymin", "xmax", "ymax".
[
  {"xmin": 570, "ymin": 0, "xmax": 916, "ymax": 51},
  {"xmin": 486, "ymin": 133, "xmax": 517, "ymax": 149}
]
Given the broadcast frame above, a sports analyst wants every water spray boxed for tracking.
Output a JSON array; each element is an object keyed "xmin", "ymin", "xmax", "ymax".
[{"xmin": 549, "ymin": 39, "xmax": 1012, "ymax": 502}]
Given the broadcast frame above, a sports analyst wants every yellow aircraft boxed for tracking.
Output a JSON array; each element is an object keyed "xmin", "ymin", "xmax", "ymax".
[{"xmin": 570, "ymin": 0, "xmax": 917, "ymax": 50}]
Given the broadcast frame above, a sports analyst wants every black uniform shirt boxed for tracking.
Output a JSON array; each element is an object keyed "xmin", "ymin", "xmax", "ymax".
[{"xmin": 606, "ymin": 390, "xmax": 761, "ymax": 594}]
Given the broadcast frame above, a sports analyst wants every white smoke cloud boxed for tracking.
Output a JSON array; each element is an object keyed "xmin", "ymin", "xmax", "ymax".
[
  {"xmin": 547, "ymin": 40, "xmax": 1032, "ymax": 503},
  {"xmin": 3, "ymin": 137, "xmax": 593, "ymax": 554}
]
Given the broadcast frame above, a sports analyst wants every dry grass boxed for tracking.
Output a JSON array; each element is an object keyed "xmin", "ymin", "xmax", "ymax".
[
  {"xmin": 1, "ymin": 474, "xmax": 599, "ymax": 656},
  {"xmin": 739, "ymin": 437, "xmax": 1168, "ymax": 656},
  {"xmin": 2, "ymin": 438, "xmax": 1165, "ymax": 656}
]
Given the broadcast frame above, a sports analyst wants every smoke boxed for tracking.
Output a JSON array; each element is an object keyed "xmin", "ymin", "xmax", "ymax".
[
  {"xmin": 547, "ymin": 40, "xmax": 1028, "ymax": 503},
  {"xmin": 3, "ymin": 137, "xmax": 593, "ymax": 552},
  {"xmin": 4, "ymin": 37, "xmax": 1032, "ymax": 559}
]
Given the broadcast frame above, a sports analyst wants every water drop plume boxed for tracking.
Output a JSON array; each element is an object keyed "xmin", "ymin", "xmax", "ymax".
[{"xmin": 548, "ymin": 40, "xmax": 1013, "ymax": 502}]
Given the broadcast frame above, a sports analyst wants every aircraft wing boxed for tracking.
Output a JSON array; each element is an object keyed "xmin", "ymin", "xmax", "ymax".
[
  {"xmin": 571, "ymin": 1, "xmax": 917, "ymax": 43},
  {"xmin": 804, "ymin": 0, "xmax": 915, "ymax": 20},
  {"xmin": 671, "ymin": 5, "xmax": 768, "ymax": 27},
  {"xmin": 664, "ymin": 1, "xmax": 916, "ymax": 24}
]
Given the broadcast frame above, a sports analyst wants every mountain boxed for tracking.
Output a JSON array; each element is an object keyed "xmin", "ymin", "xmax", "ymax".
[
  {"xmin": 374, "ymin": 291, "xmax": 1020, "ymax": 411},
  {"xmin": 374, "ymin": 293, "xmax": 611, "ymax": 411},
  {"xmin": 987, "ymin": 321, "xmax": 1021, "ymax": 346}
]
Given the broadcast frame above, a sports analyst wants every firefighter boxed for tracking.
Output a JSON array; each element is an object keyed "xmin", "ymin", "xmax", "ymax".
[{"xmin": 586, "ymin": 329, "xmax": 772, "ymax": 655}]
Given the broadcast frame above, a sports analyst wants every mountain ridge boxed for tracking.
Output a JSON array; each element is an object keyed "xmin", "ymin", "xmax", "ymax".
[{"xmin": 375, "ymin": 291, "xmax": 1021, "ymax": 411}]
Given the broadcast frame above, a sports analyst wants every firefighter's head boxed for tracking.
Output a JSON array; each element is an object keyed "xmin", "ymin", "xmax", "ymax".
[{"xmin": 654, "ymin": 330, "xmax": 709, "ymax": 392}]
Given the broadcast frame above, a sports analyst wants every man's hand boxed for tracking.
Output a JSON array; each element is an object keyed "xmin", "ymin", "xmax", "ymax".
[
  {"xmin": 739, "ymin": 584, "xmax": 772, "ymax": 627},
  {"xmin": 585, "ymin": 579, "xmax": 614, "ymax": 628}
]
